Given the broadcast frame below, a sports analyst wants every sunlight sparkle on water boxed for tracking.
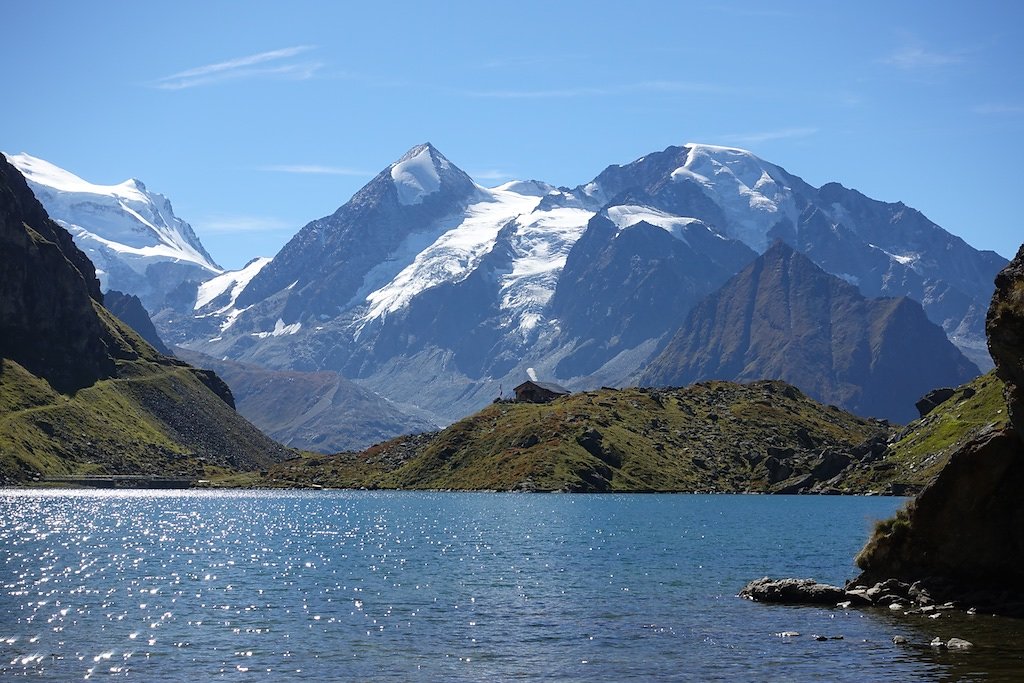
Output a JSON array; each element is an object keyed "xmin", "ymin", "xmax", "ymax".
[{"xmin": 2, "ymin": 490, "xmax": 1019, "ymax": 680}]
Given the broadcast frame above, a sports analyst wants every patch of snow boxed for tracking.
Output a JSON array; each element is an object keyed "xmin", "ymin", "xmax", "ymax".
[
  {"xmin": 360, "ymin": 185, "xmax": 546, "ymax": 320},
  {"xmin": 836, "ymin": 273, "xmax": 860, "ymax": 286},
  {"xmin": 252, "ymin": 319, "xmax": 302, "ymax": 339},
  {"xmin": 581, "ymin": 181, "xmax": 607, "ymax": 204},
  {"xmin": 605, "ymin": 205, "xmax": 704, "ymax": 244},
  {"xmin": 670, "ymin": 143, "xmax": 798, "ymax": 252},
  {"xmin": 491, "ymin": 179, "xmax": 554, "ymax": 197},
  {"xmin": 497, "ymin": 206, "xmax": 595, "ymax": 337},
  {"xmin": 391, "ymin": 146, "xmax": 441, "ymax": 205},
  {"xmin": 5, "ymin": 152, "xmax": 149, "ymax": 202},
  {"xmin": 868, "ymin": 243, "xmax": 920, "ymax": 269},
  {"xmin": 527, "ymin": 367, "xmax": 538, "ymax": 381},
  {"xmin": 195, "ymin": 257, "xmax": 271, "ymax": 311},
  {"xmin": 217, "ymin": 305, "xmax": 250, "ymax": 334},
  {"xmin": 517, "ymin": 312, "xmax": 543, "ymax": 333}
]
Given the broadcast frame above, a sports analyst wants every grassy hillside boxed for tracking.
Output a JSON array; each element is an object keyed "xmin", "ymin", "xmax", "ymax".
[
  {"xmin": 0, "ymin": 306, "xmax": 293, "ymax": 484},
  {"xmin": 840, "ymin": 370, "xmax": 1008, "ymax": 492},
  {"xmin": 266, "ymin": 380, "xmax": 892, "ymax": 492}
]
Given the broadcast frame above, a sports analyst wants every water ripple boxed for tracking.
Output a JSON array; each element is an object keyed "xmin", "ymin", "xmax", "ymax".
[{"xmin": 1, "ymin": 490, "xmax": 1020, "ymax": 680}]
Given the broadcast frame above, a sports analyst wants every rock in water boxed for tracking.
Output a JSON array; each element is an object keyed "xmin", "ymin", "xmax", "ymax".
[
  {"xmin": 946, "ymin": 638, "xmax": 973, "ymax": 649},
  {"xmin": 739, "ymin": 577, "xmax": 845, "ymax": 605}
]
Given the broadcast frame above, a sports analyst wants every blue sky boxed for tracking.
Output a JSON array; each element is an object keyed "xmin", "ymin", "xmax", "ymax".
[{"xmin": 4, "ymin": 1, "xmax": 1022, "ymax": 269}]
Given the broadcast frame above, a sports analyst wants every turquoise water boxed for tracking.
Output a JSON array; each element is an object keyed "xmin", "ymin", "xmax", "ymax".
[{"xmin": 1, "ymin": 490, "xmax": 1022, "ymax": 680}]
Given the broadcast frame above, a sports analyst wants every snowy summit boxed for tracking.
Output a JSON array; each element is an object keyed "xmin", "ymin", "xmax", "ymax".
[
  {"xmin": 390, "ymin": 143, "xmax": 447, "ymax": 205},
  {"xmin": 5, "ymin": 152, "xmax": 222, "ymax": 312}
]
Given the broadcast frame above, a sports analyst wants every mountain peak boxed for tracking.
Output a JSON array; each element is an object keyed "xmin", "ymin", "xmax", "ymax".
[
  {"xmin": 389, "ymin": 142, "xmax": 472, "ymax": 205},
  {"xmin": 397, "ymin": 141, "xmax": 438, "ymax": 159},
  {"xmin": 762, "ymin": 238, "xmax": 797, "ymax": 259},
  {"xmin": 641, "ymin": 235, "xmax": 978, "ymax": 422},
  {"xmin": 4, "ymin": 152, "xmax": 148, "ymax": 203}
]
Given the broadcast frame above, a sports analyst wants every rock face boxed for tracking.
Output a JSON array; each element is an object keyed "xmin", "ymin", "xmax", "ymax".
[
  {"xmin": 0, "ymin": 154, "xmax": 290, "ymax": 481},
  {"xmin": 641, "ymin": 242, "xmax": 979, "ymax": 423},
  {"xmin": 549, "ymin": 212, "xmax": 755, "ymax": 377},
  {"xmin": 987, "ymin": 243, "xmax": 1024, "ymax": 435},
  {"xmin": 0, "ymin": 155, "xmax": 115, "ymax": 393},
  {"xmin": 854, "ymin": 242, "xmax": 1024, "ymax": 614},
  {"xmin": 914, "ymin": 387, "xmax": 956, "ymax": 419},
  {"xmin": 104, "ymin": 290, "xmax": 172, "ymax": 355}
]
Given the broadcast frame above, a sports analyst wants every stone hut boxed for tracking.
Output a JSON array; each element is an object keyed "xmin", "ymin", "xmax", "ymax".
[{"xmin": 513, "ymin": 380, "xmax": 570, "ymax": 404}]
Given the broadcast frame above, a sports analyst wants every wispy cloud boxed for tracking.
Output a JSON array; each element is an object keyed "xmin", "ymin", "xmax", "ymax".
[
  {"xmin": 972, "ymin": 103, "xmax": 1024, "ymax": 115},
  {"xmin": 470, "ymin": 169, "xmax": 515, "ymax": 181},
  {"xmin": 199, "ymin": 215, "xmax": 295, "ymax": 235},
  {"xmin": 257, "ymin": 164, "xmax": 371, "ymax": 176},
  {"xmin": 464, "ymin": 80, "xmax": 732, "ymax": 99},
  {"xmin": 477, "ymin": 54, "xmax": 584, "ymax": 70},
  {"xmin": 153, "ymin": 46, "xmax": 321, "ymax": 90},
  {"xmin": 881, "ymin": 45, "xmax": 964, "ymax": 70},
  {"xmin": 721, "ymin": 127, "xmax": 819, "ymax": 144},
  {"xmin": 706, "ymin": 4, "xmax": 797, "ymax": 18}
]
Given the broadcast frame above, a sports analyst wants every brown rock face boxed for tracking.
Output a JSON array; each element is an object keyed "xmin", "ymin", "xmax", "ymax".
[
  {"xmin": 854, "ymin": 242, "xmax": 1024, "ymax": 613},
  {"xmin": 856, "ymin": 427, "xmax": 1024, "ymax": 590},
  {"xmin": 641, "ymin": 241, "xmax": 979, "ymax": 423},
  {"xmin": 987, "ymin": 243, "xmax": 1024, "ymax": 437}
]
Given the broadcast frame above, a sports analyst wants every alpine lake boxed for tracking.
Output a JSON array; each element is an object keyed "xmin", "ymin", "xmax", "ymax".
[{"xmin": 2, "ymin": 490, "xmax": 1023, "ymax": 681}]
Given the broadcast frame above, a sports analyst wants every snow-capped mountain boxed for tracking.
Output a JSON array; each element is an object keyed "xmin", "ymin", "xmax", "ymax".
[
  {"xmin": 572, "ymin": 143, "xmax": 1004, "ymax": 368},
  {"xmin": 171, "ymin": 142, "xmax": 1004, "ymax": 424},
  {"xmin": 4, "ymin": 152, "xmax": 222, "ymax": 314}
]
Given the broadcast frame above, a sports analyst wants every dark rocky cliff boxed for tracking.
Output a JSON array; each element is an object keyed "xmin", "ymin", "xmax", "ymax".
[
  {"xmin": 854, "ymin": 243, "xmax": 1024, "ymax": 614},
  {"xmin": 987, "ymin": 245, "xmax": 1024, "ymax": 436},
  {"xmin": 0, "ymin": 157, "xmax": 115, "ymax": 393}
]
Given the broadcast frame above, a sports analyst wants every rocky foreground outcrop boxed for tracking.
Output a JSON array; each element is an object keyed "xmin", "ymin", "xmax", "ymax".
[
  {"xmin": 746, "ymin": 244, "xmax": 1024, "ymax": 617},
  {"xmin": 987, "ymin": 244, "xmax": 1024, "ymax": 436},
  {"xmin": 851, "ymin": 244, "xmax": 1024, "ymax": 615}
]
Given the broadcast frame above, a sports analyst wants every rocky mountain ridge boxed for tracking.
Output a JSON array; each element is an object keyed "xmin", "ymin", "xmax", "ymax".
[
  {"xmin": 641, "ymin": 242, "xmax": 979, "ymax": 423},
  {"xmin": 174, "ymin": 348, "xmax": 437, "ymax": 453}
]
